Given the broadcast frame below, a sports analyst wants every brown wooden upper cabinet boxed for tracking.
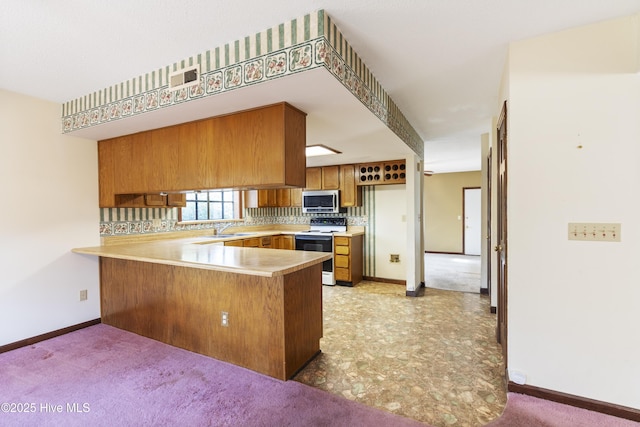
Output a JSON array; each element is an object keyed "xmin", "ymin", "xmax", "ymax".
[
  {"xmin": 339, "ymin": 164, "xmax": 362, "ymax": 208},
  {"xmin": 244, "ymin": 188, "xmax": 294, "ymax": 208},
  {"xmin": 247, "ymin": 165, "xmax": 361, "ymax": 209},
  {"xmin": 144, "ymin": 194, "xmax": 167, "ymax": 206},
  {"xmin": 258, "ymin": 189, "xmax": 276, "ymax": 208},
  {"xmin": 110, "ymin": 193, "xmax": 186, "ymax": 208},
  {"xmin": 276, "ymin": 189, "xmax": 291, "ymax": 206},
  {"xmin": 305, "ymin": 166, "xmax": 340, "ymax": 190},
  {"xmin": 290, "ymin": 188, "xmax": 302, "ymax": 207},
  {"xmin": 321, "ymin": 165, "xmax": 340, "ymax": 189},
  {"xmin": 98, "ymin": 102, "xmax": 307, "ymax": 207},
  {"xmin": 305, "ymin": 167, "xmax": 322, "ymax": 190},
  {"xmin": 356, "ymin": 160, "xmax": 407, "ymax": 185},
  {"xmin": 167, "ymin": 193, "xmax": 187, "ymax": 207}
]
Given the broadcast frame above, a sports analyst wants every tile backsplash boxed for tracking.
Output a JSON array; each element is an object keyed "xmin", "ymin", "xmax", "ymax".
[
  {"xmin": 98, "ymin": 187, "xmax": 376, "ymax": 278},
  {"xmin": 99, "ymin": 206, "xmax": 369, "ymax": 237}
]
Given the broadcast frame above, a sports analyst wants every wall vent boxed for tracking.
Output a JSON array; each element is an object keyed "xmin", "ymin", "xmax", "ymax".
[{"xmin": 169, "ymin": 64, "xmax": 200, "ymax": 91}]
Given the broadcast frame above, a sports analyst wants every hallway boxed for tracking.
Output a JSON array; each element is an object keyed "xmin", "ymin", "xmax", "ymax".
[
  {"xmin": 425, "ymin": 253, "xmax": 482, "ymax": 294},
  {"xmin": 295, "ymin": 281, "xmax": 505, "ymax": 427}
]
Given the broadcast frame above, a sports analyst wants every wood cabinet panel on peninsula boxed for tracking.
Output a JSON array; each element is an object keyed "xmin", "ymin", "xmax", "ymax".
[
  {"xmin": 98, "ymin": 102, "xmax": 306, "ymax": 207},
  {"xmin": 99, "ymin": 256, "xmax": 323, "ymax": 380}
]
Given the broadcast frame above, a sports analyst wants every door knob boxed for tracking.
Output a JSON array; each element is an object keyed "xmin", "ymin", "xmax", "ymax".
[{"xmin": 494, "ymin": 245, "xmax": 503, "ymax": 252}]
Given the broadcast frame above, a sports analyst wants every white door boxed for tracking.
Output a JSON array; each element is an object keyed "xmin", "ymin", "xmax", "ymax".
[{"xmin": 464, "ymin": 188, "xmax": 481, "ymax": 255}]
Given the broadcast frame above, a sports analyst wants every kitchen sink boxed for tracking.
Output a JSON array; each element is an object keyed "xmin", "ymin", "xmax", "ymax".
[
  {"xmin": 200, "ymin": 232, "xmax": 256, "ymax": 239},
  {"xmin": 203, "ymin": 233, "xmax": 256, "ymax": 239}
]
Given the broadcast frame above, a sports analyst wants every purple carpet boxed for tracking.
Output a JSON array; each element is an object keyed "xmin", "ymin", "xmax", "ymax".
[
  {"xmin": 1, "ymin": 325, "xmax": 637, "ymax": 426},
  {"xmin": 486, "ymin": 393, "xmax": 639, "ymax": 427},
  {"xmin": 0, "ymin": 324, "xmax": 425, "ymax": 427}
]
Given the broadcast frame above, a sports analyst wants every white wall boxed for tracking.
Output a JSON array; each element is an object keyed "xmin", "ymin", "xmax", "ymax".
[
  {"xmin": 506, "ymin": 14, "xmax": 640, "ymax": 408},
  {"xmin": 373, "ymin": 184, "xmax": 407, "ymax": 281},
  {"xmin": 405, "ymin": 153, "xmax": 424, "ymax": 292},
  {"xmin": 480, "ymin": 133, "xmax": 489, "ymax": 291},
  {"xmin": 0, "ymin": 90, "xmax": 100, "ymax": 346}
]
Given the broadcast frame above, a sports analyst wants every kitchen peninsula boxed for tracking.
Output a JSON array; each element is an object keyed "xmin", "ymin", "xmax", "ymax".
[{"xmin": 73, "ymin": 237, "xmax": 330, "ymax": 380}]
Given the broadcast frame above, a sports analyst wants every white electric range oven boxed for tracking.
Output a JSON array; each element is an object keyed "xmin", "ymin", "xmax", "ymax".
[{"xmin": 294, "ymin": 217, "xmax": 347, "ymax": 286}]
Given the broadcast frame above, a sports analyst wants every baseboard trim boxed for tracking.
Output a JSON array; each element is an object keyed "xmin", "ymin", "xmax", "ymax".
[
  {"xmin": 406, "ymin": 281, "xmax": 425, "ymax": 297},
  {"xmin": 0, "ymin": 318, "xmax": 101, "ymax": 354},
  {"xmin": 507, "ymin": 382, "xmax": 640, "ymax": 422},
  {"xmin": 425, "ymin": 251, "xmax": 464, "ymax": 255},
  {"xmin": 362, "ymin": 276, "xmax": 406, "ymax": 286}
]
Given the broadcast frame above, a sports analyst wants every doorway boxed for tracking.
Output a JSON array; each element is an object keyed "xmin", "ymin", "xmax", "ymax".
[
  {"xmin": 496, "ymin": 101, "xmax": 508, "ymax": 367},
  {"xmin": 463, "ymin": 187, "xmax": 481, "ymax": 255},
  {"xmin": 424, "ymin": 252, "xmax": 481, "ymax": 293}
]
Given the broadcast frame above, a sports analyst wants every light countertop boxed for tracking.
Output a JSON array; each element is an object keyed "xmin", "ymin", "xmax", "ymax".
[
  {"xmin": 99, "ymin": 225, "xmax": 364, "ymax": 246},
  {"xmin": 73, "ymin": 238, "xmax": 331, "ymax": 277}
]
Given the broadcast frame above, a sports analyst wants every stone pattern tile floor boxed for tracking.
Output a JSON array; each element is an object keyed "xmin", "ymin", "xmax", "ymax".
[{"xmin": 295, "ymin": 281, "xmax": 506, "ymax": 427}]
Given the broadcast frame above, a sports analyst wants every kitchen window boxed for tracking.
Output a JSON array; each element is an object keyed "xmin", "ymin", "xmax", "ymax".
[{"xmin": 180, "ymin": 189, "xmax": 241, "ymax": 221}]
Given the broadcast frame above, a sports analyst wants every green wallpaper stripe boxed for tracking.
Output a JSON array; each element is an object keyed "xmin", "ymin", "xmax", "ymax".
[
  {"xmin": 256, "ymin": 33, "xmax": 262, "ymax": 56},
  {"xmin": 293, "ymin": 18, "xmax": 299, "ymax": 46},
  {"xmin": 63, "ymin": 9, "xmax": 422, "ymax": 158},
  {"xmin": 278, "ymin": 23, "xmax": 285, "ymax": 49}
]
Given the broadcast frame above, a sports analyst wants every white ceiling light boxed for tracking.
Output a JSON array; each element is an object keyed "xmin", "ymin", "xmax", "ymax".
[{"xmin": 305, "ymin": 144, "xmax": 341, "ymax": 157}]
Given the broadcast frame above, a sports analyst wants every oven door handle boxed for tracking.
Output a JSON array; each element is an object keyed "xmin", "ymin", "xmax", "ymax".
[{"xmin": 295, "ymin": 234, "xmax": 333, "ymax": 242}]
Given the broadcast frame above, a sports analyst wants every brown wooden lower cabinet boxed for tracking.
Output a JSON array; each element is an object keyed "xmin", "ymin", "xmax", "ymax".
[
  {"xmin": 227, "ymin": 235, "xmax": 293, "ymax": 249},
  {"xmin": 281, "ymin": 235, "xmax": 294, "ymax": 250},
  {"xmin": 99, "ymin": 257, "xmax": 322, "ymax": 380},
  {"xmin": 272, "ymin": 235, "xmax": 294, "ymax": 250},
  {"xmin": 243, "ymin": 237, "xmax": 260, "ymax": 247},
  {"xmin": 334, "ymin": 235, "xmax": 363, "ymax": 286}
]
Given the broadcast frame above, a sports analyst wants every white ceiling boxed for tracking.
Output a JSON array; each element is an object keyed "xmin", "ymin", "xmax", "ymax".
[{"xmin": 2, "ymin": 1, "xmax": 639, "ymax": 173}]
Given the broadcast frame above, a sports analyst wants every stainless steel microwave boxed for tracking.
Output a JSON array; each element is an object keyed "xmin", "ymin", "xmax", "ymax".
[{"xmin": 302, "ymin": 190, "xmax": 340, "ymax": 214}]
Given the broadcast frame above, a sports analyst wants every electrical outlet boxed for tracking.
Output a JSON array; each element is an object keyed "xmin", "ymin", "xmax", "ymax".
[
  {"xmin": 221, "ymin": 311, "xmax": 229, "ymax": 327},
  {"xmin": 390, "ymin": 254, "xmax": 400, "ymax": 263},
  {"xmin": 152, "ymin": 218, "xmax": 162, "ymax": 228},
  {"xmin": 79, "ymin": 289, "xmax": 88, "ymax": 301}
]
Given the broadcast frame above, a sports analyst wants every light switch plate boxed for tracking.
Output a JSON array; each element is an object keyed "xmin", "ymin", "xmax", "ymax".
[{"xmin": 568, "ymin": 223, "xmax": 621, "ymax": 242}]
